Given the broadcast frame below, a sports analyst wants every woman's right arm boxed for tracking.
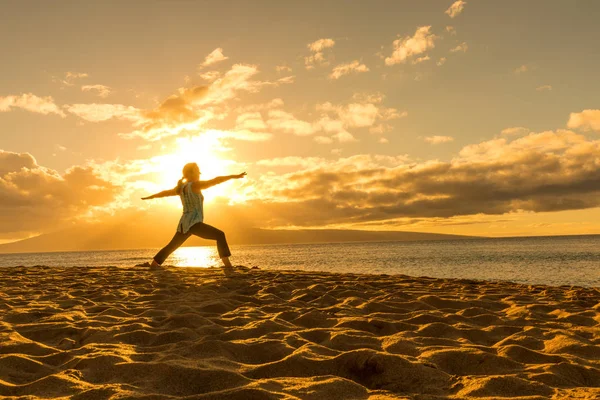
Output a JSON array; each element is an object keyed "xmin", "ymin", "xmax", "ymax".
[{"xmin": 141, "ymin": 187, "xmax": 178, "ymax": 200}]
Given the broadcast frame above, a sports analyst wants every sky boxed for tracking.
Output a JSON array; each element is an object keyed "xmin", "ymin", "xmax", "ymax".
[{"xmin": 2, "ymin": 0, "xmax": 600, "ymax": 245}]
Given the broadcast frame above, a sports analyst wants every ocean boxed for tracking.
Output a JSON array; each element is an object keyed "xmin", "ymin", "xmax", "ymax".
[{"xmin": 1, "ymin": 235, "xmax": 599, "ymax": 288}]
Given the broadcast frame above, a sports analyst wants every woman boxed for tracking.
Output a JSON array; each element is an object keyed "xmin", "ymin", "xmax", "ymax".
[{"xmin": 142, "ymin": 162, "xmax": 246, "ymax": 267}]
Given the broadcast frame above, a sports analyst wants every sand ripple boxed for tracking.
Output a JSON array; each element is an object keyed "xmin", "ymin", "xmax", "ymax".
[{"xmin": 0, "ymin": 265, "xmax": 599, "ymax": 399}]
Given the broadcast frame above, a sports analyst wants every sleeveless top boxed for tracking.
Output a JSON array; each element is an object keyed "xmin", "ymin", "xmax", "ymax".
[{"xmin": 177, "ymin": 182, "xmax": 204, "ymax": 234}]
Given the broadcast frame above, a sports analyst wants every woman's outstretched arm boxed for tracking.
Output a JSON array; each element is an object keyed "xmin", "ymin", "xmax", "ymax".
[
  {"xmin": 193, "ymin": 172, "xmax": 246, "ymax": 190},
  {"xmin": 141, "ymin": 187, "xmax": 178, "ymax": 200}
]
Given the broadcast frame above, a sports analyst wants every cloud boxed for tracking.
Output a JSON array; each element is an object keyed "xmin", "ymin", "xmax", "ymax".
[
  {"xmin": 260, "ymin": 95, "xmax": 404, "ymax": 142},
  {"xmin": 71, "ymin": 64, "xmax": 292, "ymax": 140},
  {"xmin": 115, "ymin": 64, "xmax": 289, "ymax": 141},
  {"xmin": 241, "ymin": 130, "xmax": 600, "ymax": 228},
  {"xmin": 567, "ymin": 110, "xmax": 600, "ymax": 132},
  {"xmin": 332, "ymin": 131, "xmax": 357, "ymax": 143},
  {"xmin": 276, "ymin": 75, "xmax": 295, "ymax": 85},
  {"xmin": 369, "ymin": 124, "xmax": 393, "ymax": 135},
  {"xmin": 437, "ymin": 57, "xmax": 447, "ymax": 67},
  {"xmin": 536, "ymin": 85, "xmax": 552, "ymax": 92},
  {"xmin": 275, "ymin": 65, "xmax": 292, "ymax": 73},
  {"xmin": 199, "ymin": 71, "xmax": 221, "ymax": 82},
  {"xmin": 457, "ymin": 129, "xmax": 586, "ymax": 162},
  {"xmin": 0, "ymin": 93, "xmax": 66, "ymax": 117},
  {"xmin": 317, "ymin": 101, "xmax": 406, "ymax": 128},
  {"xmin": 0, "ymin": 150, "xmax": 118, "ymax": 239},
  {"xmin": 306, "ymin": 97, "xmax": 406, "ymax": 142},
  {"xmin": 308, "ymin": 38, "xmax": 335, "ymax": 52},
  {"xmin": 11, "ymin": 104, "xmax": 600, "ymax": 234},
  {"xmin": 446, "ymin": 26, "xmax": 456, "ymax": 35},
  {"xmin": 501, "ymin": 127, "xmax": 530, "ymax": 136},
  {"xmin": 266, "ymin": 110, "xmax": 315, "ymax": 136},
  {"xmin": 424, "ymin": 135, "xmax": 454, "ymax": 144},
  {"xmin": 514, "ymin": 64, "xmax": 535, "ymax": 75},
  {"xmin": 319, "ymin": 102, "xmax": 379, "ymax": 128},
  {"xmin": 81, "ymin": 84, "xmax": 112, "ymax": 98},
  {"xmin": 66, "ymin": 103, "xmax": 142, "ymax": 122},
  {"xmin": 66, "ymin": 71, "xmax": 88, "ymax": 80},
  {"xmin": 450, "ymin": 42, "xmax": 468, "ymax": 53},
  {"xmin": 305, "ymin": 53, "xmax": 325, "ymax": 69},
  {"xmin": 0, "ymin": 150, "xmax": 37, "ymax": 175},
  {"xmin": 52, "ymin": 71, "xmax": 88, "ymax": 87},
  {"xmin": 385, "ymin": 26, "xmax": 437, "ymax": 66},
  {"xmin": 200, "ymin": 64, "xmax": 260, "ymax": 104},
  {"xmin": 305, "ymin": 38, "xmax": 335, "ymax": 69},
  {"xmin": 200, "ymin": 47, "xmax": 228, "ymax": 67},
  {"xmin": 352, "ymin": 92, "xmax": 385, "ymax": 104},
  {"xmin": 412, "ymin": 56, "xmax": 431, "ymax": 64},
  {"xmin": 200, "ymin": 64, "xmax": 293, "ymax": 104},
  {"xmin": 445, "ymin": 1, "xmax": 466, "ymax": 18},
  {"xmin": 118, "ymin": 86, "xmax": 215, "ymax": 140},
  {"xmin": 236, "ymin": 112, "xmax": 267, "ymax": 131},
  {"xmin": 313, "ymin": 115, "xmax": 353, "ymax": 141},
  {"xmin": 329, "ymin": 60, "xmax": 369, "ymax": 79},
  {"xmin": 275, "ymin": 65, "xmax": 292, "ymax": 72}
]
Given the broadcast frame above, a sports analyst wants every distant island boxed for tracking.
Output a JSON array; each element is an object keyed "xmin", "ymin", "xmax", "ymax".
[{"xmin": 0, "ymin": 223, "xmax": 477, "ymax": 254}]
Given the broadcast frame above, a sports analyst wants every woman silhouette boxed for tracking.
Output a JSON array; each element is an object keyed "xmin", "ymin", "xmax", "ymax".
[{"xmin": 142, "ymin": 162, "xmax": 246, "ymax": 267}]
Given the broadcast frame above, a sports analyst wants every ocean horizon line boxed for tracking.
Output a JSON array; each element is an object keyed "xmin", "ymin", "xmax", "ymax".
[{"xmin": 2, "ymin": 232, "xmax": 600, "ymax": 256}]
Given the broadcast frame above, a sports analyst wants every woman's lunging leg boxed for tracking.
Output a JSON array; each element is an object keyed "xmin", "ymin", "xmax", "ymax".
[
  {"xmin": 188, "ymin": 223, "xmax": 232, "ymax": 266},
  {"xmin": 152, "ymin": 231, "xmax": 190, "ymax": 266}
]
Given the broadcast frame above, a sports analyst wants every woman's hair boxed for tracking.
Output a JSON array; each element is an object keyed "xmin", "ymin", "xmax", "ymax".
[
  {"xmin": 176, "ymin": 163, "xmax": 199, "ymax": 194},
  {"xmin": 175, "ymin": 176, "xmax": 186, "ymax": 194}
]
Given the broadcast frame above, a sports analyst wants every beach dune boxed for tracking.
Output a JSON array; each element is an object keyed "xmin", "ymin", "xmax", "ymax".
[{"xmin": 0, "ymin": 265, "xmax": 599, "ymax": 399}]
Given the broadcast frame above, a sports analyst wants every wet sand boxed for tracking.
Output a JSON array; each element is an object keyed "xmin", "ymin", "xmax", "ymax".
[{"xmin": 0, "ymin": 264, "xmax": 599, "ymax": 399}]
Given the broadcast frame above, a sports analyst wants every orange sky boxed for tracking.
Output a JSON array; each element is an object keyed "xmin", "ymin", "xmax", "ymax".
[{"xmin": 2, "ymin": 1, "xmax": 600, "ymax": 245}]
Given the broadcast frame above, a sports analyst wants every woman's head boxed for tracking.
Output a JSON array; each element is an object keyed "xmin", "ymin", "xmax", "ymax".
[
  {"xmin": 176, "ymin": 162, "xmax": 200, "ymax": 193},
  {"xmin": 182, "ymin": 162, "xmax": 200, "ymax": 182}
]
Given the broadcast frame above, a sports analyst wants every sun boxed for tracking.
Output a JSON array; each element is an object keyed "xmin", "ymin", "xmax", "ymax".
[{"xmin": 147, "ymin": 131, "xmax": 240, "ymax": 205}]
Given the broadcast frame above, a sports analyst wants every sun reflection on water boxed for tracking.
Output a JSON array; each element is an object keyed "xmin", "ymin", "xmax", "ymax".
[{"xmin": 169, "ymin": 246, "xmax": 220, "ymax": 267}]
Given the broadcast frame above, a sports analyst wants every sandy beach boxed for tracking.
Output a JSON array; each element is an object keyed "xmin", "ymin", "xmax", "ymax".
[{"xmin": 0, "ymin": 265, "xmax": 599, "ymax": 399}]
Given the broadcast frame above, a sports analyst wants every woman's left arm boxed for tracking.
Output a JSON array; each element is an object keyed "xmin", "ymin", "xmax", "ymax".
[{"xmin": 194, "ymin": 172, "xmax": 247, "ymax": 190}]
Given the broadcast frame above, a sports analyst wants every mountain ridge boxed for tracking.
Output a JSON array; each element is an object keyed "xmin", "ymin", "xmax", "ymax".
[{"xmin": 0, "ymin": 224, "xmax": 478, "ymax": 254}]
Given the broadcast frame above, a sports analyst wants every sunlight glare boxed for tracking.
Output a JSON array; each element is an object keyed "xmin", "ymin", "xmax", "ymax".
[
  {"xmin": 170, "ymin": 246, "xmax": 220, "ymax": 267},
  {"xmin": 149, "ymin": 132, "xmax": 239, "ymax": 205}
]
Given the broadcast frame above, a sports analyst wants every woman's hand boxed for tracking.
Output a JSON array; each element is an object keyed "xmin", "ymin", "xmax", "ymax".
[{"xmin": 235, "ymin": 172, "xmax": 247, "ymax": 179}]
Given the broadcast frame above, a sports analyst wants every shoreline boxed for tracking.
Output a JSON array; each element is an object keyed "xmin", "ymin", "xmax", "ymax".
[
  {"xmin": 1, "ymin": 265, "xmax": 599, "ymax": 399},
  {"xmin": 1, "ymin": 263, "xmax": 598, "ymax": 290}
]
